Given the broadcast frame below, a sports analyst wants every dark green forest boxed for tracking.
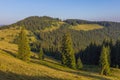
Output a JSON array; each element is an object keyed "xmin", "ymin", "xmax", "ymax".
[{"xmin": 1, "ymin": 16, "xmax": 120, "ymax": 68}]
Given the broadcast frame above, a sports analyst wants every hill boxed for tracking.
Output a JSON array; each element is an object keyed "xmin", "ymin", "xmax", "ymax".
[
  {"xmin": 0, "ymin": 16, "xmax": 120, "ymax": 80},
  {"xmin": 1, "ymin": 16, "xmax": 63, "ymax": 32},
  {"xmin": 0, "ymin": 41, "xmax": 120, "ymax": 80},
  {"xmin": 0, "ymin": 17, "xmax": 120, "ymax": 60},
  {"xmin": 1, "ymin": 16, "xmax": 120, "ymax": 59}
]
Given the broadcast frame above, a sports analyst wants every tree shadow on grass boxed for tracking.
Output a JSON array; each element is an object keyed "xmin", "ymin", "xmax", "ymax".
[
  {"xmin": 0, "ymin": 70, "xmax": 64, "ymax": 80},
  {"xmin": 32, "ymin": 59, "xmax": 111, "ymax": 80},
  {"xmin": 0, "ymin": 49, "xmax": 111, "ymax": 80},
  {"xmin": 0, "ymin": 49, "xmax": 17, "ymax": 57}
]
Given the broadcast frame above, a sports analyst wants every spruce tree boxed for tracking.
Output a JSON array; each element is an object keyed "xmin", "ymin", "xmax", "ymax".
[
  {"xmin": 77, "ymin": 57, "xmax": 83, "ymax": 69},
  {"xmin": 103, "ymin": 39, "xmax": 111, "ymax": 65},
  {"xmin": 18, "ymin": 27, "xmax": 31, "ymax": 61},
  {"xmin": 61, "ymin": 33, "xmax": 76, "ymax": 69},
  {"xmin": 100, "ymin": 46, "xmax": 110, "ymax": 75},
  {"xmin": 38, "ymin": 48, "xmax": 44, "ymax": 60}
]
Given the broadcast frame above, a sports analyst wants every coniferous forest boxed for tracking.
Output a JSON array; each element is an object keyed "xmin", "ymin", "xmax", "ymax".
[{"xmin": 1, "ymin": 16, "xmax": 120, "ymax": 69}]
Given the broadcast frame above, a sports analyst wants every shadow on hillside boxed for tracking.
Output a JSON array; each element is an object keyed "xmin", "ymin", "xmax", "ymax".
[
  {"xmin": 69, "ymin": 71, "xmax": 110, "ymax": 80},
  {"xmin": 32, "ymin": 59, "xmax": 111, "ymax": 80},
  {"xmin": 44, "ymin": 59, "xmax": 61, "ymax": 65},
  {"xmin": 1, "ymin": 49, "xmax": 17, "ymax": 57},
  {"xmin": 0, "ymin": 70, "xmax": 64, "ymax": 80},
  {"xmin": 31, "ymin": 59, "xmax": 63, "ymax": 70},
  {"xmin": 0, "ymin": 48, "xmax": 111, "ymax": 80}
]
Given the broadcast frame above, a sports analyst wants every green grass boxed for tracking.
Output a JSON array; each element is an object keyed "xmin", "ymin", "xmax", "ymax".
[
  {"xmin": 0, "ymin": 50, "xmax": 84, "ymax": 80},
  {"xmin": 70, "ymin": 24, "xmax": 104, "ymax": 31},
  {"xmin": 0, "ymin": 45, "xmax": 120, "ymax": 80},
  {"xmin": 0, "ymin": 27, "xmax": 120, "ymax": 80},
  {"xmin": 37, "ymin": 22, "xmax": 64, "ymax": 32},
  {"xmin": 0, "ymin": 27, "xmax": 36, "ymax": 43}
]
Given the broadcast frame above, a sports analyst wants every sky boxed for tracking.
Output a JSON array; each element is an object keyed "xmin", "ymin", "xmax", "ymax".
[{"xmin": 0, "ymin": 0, "xmax": 120, "ymax": 24}]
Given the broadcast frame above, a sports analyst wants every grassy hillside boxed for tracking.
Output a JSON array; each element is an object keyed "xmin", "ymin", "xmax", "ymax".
[
  {"xmin": 0, "ymin": 16, "xmax": 120, "ymax": 80},
  {"xmin": 70, "ymin": 24, "xmax": 103, "ymax": 31},
  {"xmin": 0, "ymin": 27, "xmax": 36, "ymax": 43},
  {"xmin": 1, "ymin": 16, "xmax": 119, "ymax": 53},
  {"xmin": 38, "ymin": 22, "xmax": 64, "ymax": 32},
  {"xmin": 0, "ymin": 27, "xmax": 20, "ymax": 42},
  {"xmin": 0, "ymin": 41, "xmax": 120, "ymax": 80}
]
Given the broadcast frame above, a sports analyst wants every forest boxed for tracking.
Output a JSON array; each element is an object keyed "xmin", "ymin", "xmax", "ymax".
[{"xmin": 1, "ymin": 16, "xmax": 120, "ymax": 69}]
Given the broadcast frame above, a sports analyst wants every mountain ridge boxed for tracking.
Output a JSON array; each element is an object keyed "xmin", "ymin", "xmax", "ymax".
[{"xmin": 1, "ymin": 16, "xmax": 120, "ymax": 30}]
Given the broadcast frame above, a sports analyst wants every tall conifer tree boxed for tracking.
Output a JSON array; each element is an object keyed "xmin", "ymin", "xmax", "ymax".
[
  {"xmin": 61, "ymin": 33, "xmax": 76, "ymax": 69},
  {"xmin": 18, "ymin": 27, "xmax": 31, "ymax": 61},
  {"xmin": 100, "ymin": 45, "xmax": 110, "ymax": 75},
  {"xmin": 77, "ymin": 57, "xmax": 83, "ymax": 69},
  {"xmin": 38, "ymin": 48, "xmax": 44, "ymax": 60}
]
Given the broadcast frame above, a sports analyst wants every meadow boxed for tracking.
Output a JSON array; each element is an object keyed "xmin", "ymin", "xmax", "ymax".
[
  {"xmin": 0, "ymin": 40, "xmax": 120, "ymax": 80},
  {"xmin": 69, "ymin": 24, "xmax": 103, "ymax": 31}
]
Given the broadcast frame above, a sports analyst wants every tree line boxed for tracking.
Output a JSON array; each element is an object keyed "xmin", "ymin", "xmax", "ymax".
[
  {"xmin": 17, "ymin": 27, "xmax": 113, "ymax": 76},
  {"xmin": 1, "ymin": 16, "xmax": 120, "ymax": 61},
  {"xmin": 78, "ymin": 39, "xmax": 120, "ymax": 68}
]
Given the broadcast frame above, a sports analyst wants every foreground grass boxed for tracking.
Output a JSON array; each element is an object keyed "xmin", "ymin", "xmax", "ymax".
[
  {"xmin": 0, "ymin": 50, "xmax": 86, "ymax": 80},
  {"xmin": 0, "ymin": 41, "xmax": 120, "ymax": 80},
  {"xmin": 70, "ymin": 24, "xmax": 103, "ymax": 31},
  {"xmin": 31, "ymin": 58, "xmax": 120, "ymax": 80}
]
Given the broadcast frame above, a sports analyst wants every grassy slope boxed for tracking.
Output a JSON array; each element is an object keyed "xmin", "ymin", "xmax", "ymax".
[
  {"xmin": 0, "ymin": 41, "xmax": 120, "ymax": 80},
  {"xmin": 70, "ymin": 24, "xmax": 103, "ymax": 31},
  {"xmin": 40, "ymin": 22, "xmax": 64, "ymax": 32},
  {"xmin": 0, "ymin": 26, "xmax": 120, "ymax": 80},
  {"xmin": 0, "ymin": 27, "xmax": 36, "ymax": 43},
  {"xmin": 0, "ymin": 27, "xmax": 20, "ymax": 42}
]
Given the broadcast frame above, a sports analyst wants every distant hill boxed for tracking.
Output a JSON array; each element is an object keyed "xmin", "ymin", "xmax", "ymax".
[
  {"xmin": 0, "ymin": 16, "xmax": 63, "ymax": 31},
  {"xmin": 1, "ymin": 16, "xmax": 112, "ymax": 31},
  {"xmin": 1, "ymin": 16, "xmax": 117, "ymax": 31},
  {"xmin": 0, "ymin": 16, "xmax": 120, "ymax": 57}
]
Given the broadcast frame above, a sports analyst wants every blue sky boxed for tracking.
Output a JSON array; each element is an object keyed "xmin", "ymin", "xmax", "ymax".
[{"xmin": 0, "ymin": 0, "xmax": 120, "ymax": 24}]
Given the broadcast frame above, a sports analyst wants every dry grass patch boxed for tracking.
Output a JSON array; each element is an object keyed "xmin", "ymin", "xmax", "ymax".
[
  {"xmin": 0, "ymin": 27, "xmax": 20, "ymax": 42},
  {"xmin": 70, "ymin": 24, "xmax": 103, "ymax": 31},
  {"xmin": 0, "ymin": 50, "xmax": 118, "ymax": 80},
  {"xmin": 40, "ymin": 22, "xmax": 64, "ymax": 32},
  {"xmin": 0, "ymin": 50, "xmax": 87, "ymax": 80},
  {"xmin": 0, "ymin": 27, "xmax": 36, "ymax": 43},
  {"xmin": 0, "ymin": 41, "xmax": 18, "ymax": 54}
]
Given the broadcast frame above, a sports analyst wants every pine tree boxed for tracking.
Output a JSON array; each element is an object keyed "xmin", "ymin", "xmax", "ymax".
[
  {"xmin": 18, "ymin": 27, "xmax": 31, "ymax": 61},
  {"xmin": 77, "ymin": 57, "xmax": 83, "ymax": 69},
  {"xmin": 61, "ymin": 33, "xmax": 76, "ymax": 69},
  {"xmin": 100, "ymin": 46, "xmax": 110, "ymax": 75},
  {"xmin": 102, "ymin": 38, "xmax": 113, "ymax": 64},
  {"xmin": 38, "ymin": 48, "xmax": 44, "ymax": 60}
]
